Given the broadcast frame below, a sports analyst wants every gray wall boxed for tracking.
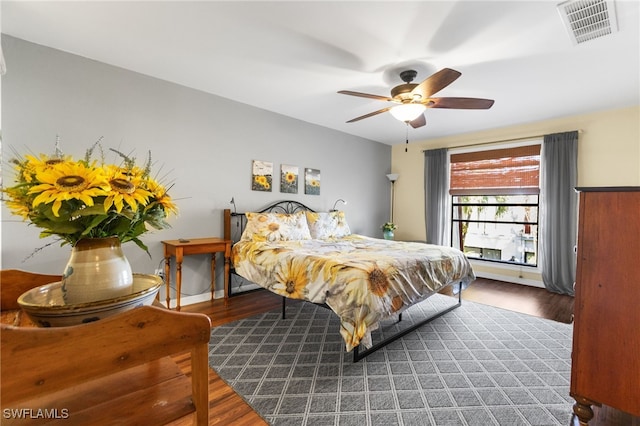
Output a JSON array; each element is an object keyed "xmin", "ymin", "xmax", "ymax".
[{"xmin": 1, "ymin": 35, "xmax": 391, "ymax": 300}]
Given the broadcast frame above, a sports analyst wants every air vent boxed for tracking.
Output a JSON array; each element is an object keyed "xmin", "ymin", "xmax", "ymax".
[{"xmin": 557, "ymin": 0, "xmax": 618, "ymax": 45}]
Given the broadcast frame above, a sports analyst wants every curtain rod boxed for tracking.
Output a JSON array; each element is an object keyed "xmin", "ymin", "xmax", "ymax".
[{"xmin": 421, "ymin": 129, "xmax": 583, "ymax": 152}]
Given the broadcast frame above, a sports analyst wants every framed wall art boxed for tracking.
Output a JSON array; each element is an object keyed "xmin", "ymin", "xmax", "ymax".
[
  {"xmin": 251, "ymin": 160, "xmax": 273, "ymax": 192},
  {"xmin": 304, "ymin": 168, "xmax": 321, "ymax": 195},
  {"xmin": 280, "ymin": 164, "xmax": 299, "ymax": 194}
]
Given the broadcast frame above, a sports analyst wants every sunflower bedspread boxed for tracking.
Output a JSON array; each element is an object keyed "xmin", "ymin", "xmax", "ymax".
[{"xmin": 232, "ymin": 234, "xmax": 475, "ymax": 351}]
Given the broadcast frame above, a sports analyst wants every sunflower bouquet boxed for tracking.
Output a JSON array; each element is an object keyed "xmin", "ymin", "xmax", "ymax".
[{"xmin": 2, "ymin": 137, "xmax": 178, "ymax": 254}]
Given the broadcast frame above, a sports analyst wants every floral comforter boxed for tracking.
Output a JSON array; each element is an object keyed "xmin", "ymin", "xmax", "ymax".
[{"xmin": 232, "ymin": 234, "xmax": 475, "ymax": 351}]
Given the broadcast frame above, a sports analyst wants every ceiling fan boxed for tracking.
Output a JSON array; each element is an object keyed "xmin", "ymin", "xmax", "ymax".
[{"xmin": 338, "ymin": 68, "xmax": 494, "ymax": 128}]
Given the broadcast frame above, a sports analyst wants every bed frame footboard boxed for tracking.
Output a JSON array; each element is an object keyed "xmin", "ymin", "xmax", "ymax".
[
  {"xmin": 352, "ymin": 285, "xmax": 462, "ymax": 362},
  {"xmin": 280, "ymin": 282, "xmax": 463, "ymax": 362}
]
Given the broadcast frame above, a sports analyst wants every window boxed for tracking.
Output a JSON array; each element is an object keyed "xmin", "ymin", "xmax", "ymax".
[{"xmin": 450, "ymin": 144, "xmax": 541, "ymax": 267}]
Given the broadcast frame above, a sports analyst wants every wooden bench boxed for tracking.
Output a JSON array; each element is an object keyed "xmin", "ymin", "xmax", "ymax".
[{"xmin": 1, "ymin": 270, "xmax": 211, "ymax": 425}]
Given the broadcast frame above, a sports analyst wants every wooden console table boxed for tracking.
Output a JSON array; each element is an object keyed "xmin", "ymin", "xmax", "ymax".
[{"xmin": 162, "ymin": 237, "xmax": 231, "ymax": 311}]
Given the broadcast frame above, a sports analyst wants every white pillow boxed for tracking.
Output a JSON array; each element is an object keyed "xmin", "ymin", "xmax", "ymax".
[{"xmin": 305, "ymin": 211, "xmax": 351, "ymax": 239}]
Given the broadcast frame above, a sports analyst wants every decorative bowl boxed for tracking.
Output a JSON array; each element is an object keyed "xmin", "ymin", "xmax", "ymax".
[{"xmin": 17, "ymin": 273, "xmax": 162, "ymax": 327}]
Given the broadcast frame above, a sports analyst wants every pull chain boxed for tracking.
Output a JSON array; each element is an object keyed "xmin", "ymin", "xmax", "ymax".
[{"xmin": 405, "ymin": 123, "xmax": 409, "ymax": 152}]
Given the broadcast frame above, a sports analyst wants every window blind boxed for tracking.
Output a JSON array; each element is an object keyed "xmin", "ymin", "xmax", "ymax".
[{"xmin": 450, "ymin": 144, "xmax": 541, "ymax": 195}]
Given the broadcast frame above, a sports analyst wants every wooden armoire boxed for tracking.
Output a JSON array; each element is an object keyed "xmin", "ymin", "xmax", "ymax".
[{"xmin": 571, "ymin": 187, "xmax": 640, "ymax": 424}]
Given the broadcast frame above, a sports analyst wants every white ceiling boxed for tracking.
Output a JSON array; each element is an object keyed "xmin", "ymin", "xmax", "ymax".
[{"xmin": 2, "ymin": 1, "xmax": 639, "ymax": 145}]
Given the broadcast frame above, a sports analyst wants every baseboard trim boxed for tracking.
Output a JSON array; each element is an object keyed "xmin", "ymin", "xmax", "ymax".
[
  {"xmin": 474, "ymin": 270, "xmax": 545, "ymax": 288},
  {"xmin": 161, "ymin": 284, "xmax": 263, "ymax": 308}
]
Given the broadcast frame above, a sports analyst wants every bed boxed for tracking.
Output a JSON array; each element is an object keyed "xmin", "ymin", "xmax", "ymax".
[{"xmin": 223, "ymin": 201, "xmax": 475, "ymax": 362}]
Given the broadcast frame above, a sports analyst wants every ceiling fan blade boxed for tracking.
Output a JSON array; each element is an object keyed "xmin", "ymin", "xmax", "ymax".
[
  {"xmin": 338, "ymin": 90, "xmax": 394, "ymax": 102},
  {"xmin": 411, "ymin": 68, "xmax": 462, "ymax": 99},
  {"xmin": 409, "ymin": 114, "xmax": 426, "ymax": 128},
  {"xmin": 346, "ymin": 107, "xmax": 393, "ymax": 123},
  {"xmin": 427, "ymin": 97, "xmax": 495, "ymax": 109}
]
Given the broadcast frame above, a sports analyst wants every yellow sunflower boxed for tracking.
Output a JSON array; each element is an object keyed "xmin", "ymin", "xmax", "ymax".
[
  {"xmin": 29, "ymin": 161, "xmax": 110, "ymax": 217},
  {"xmin": 20, "ymin": 154, "xmax": 70, "ymax": 183},
  {"xmin": 103, "ymin": 170, "xmax": 152, "ymax": 213},
  {"xmin": 333, "ymin": 259, "xmax": 397, "ymax": 307},
  {"xmin": 273, "ymin": 257, "xmax": 309, "ymax": 299},
  {"xmin": 367, "ymin": 266, "xmax": 391, "ymax": 297},
  {"xmin": 254, "ymin": 213, "xmax": 269, "ymax": 223},
  {"xmin": 284, "ymin": 172, "xmax": 296, "ymax": 183},
  {"xmin": 117, "ymin": 164, "xmax": 147, "ymax": 180},
  {"xmin": 146, "ymin": 178, "xmax": 178, "ymax": 216},
  {"xmin": 3, "ymin": 138, "xmax": 177, "ymax": 251},
  {"xmin": 3, "ymin": 187, "xmax": 31, "ymax": 219},
  {"xmin": 264, "ymin": 221, "xmax": 282, "ymax": 240}
]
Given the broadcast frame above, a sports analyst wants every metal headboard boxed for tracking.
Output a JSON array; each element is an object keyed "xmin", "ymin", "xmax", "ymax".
[{"xmin": 223, "ymin": 200, "xmax": 317, "ymax": 298}]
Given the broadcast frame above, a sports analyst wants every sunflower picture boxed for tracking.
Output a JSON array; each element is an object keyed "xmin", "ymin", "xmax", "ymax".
[
  {"xmin": 304, "ymin": 168, "xmax": 321, "ymax": 195},
  {"xmin": 280, "ymin": 164, "xmax": 298, "ymax": 194},
  {"xmin": 251, "ymin": 160, "xmax": 273, "ymax": 192}
]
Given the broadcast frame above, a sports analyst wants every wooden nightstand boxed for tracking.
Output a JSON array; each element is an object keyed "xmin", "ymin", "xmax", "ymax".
[{"xmin": 162, "ymin": 237, "xmax": 231, "ymax": 311}]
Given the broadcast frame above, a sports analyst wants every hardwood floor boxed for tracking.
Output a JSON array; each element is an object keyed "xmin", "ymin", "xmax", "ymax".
[
  {"xmin": 169, "ymin": 290, "xmax": 281, "ymax": 426},
  {"xmin": 170, "ymin": 278, "xmax": 637, "ymax": 426},
  {"xmin": 439, "ymin": 278, "xmax": 575, "ymax": 324}
]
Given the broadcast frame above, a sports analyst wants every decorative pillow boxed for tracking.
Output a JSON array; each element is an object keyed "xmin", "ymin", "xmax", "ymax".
[
  {"xmin": 241, "ymin": 211, "xmax": 312, "ymax": 242},
  {"xmin": 305, "ymin": 211, "xmax": 351, "ymax": 239}
]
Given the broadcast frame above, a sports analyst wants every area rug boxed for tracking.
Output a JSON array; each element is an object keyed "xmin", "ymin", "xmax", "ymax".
[{"xmin": 209, "ymin": 294, "xmax": 574, "ymax": 426}]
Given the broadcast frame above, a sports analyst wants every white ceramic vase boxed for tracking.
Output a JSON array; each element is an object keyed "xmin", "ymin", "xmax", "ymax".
[{"xmin": 61, "ymin": 237, "xmax": 133, "ymax": 304}]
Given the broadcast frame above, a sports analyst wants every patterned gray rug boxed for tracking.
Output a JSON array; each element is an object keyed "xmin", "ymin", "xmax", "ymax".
[{"xmin": 209, "ymin": 293, "xmax": 574, "ymax": 426}]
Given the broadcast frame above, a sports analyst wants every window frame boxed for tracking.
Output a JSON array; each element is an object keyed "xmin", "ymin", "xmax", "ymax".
[
  {"xmin": 447, "ymin": 139, "xmax": 543, "ymax": 268},
  {"xmin": 451, "ymin": 195, "xmax": 540, "ymax": 267}
]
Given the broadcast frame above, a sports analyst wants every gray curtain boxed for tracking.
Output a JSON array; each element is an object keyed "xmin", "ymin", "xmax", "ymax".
[
  {"xmin": 424, "ymin": 148, "xmax": 449, "ymax": 245},
  {"xmin": 540, "ymin": 131, "xmax": 579, "ymax": 295}
]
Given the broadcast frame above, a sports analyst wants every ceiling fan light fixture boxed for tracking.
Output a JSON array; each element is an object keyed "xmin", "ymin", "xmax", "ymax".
[
  {"xmin": 389, "ymin": 103, "xmax": 426, "ymax": 122},
  {"xmin": 339, "ymin": 68, "xmax": 493, "ymax": 126}
]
